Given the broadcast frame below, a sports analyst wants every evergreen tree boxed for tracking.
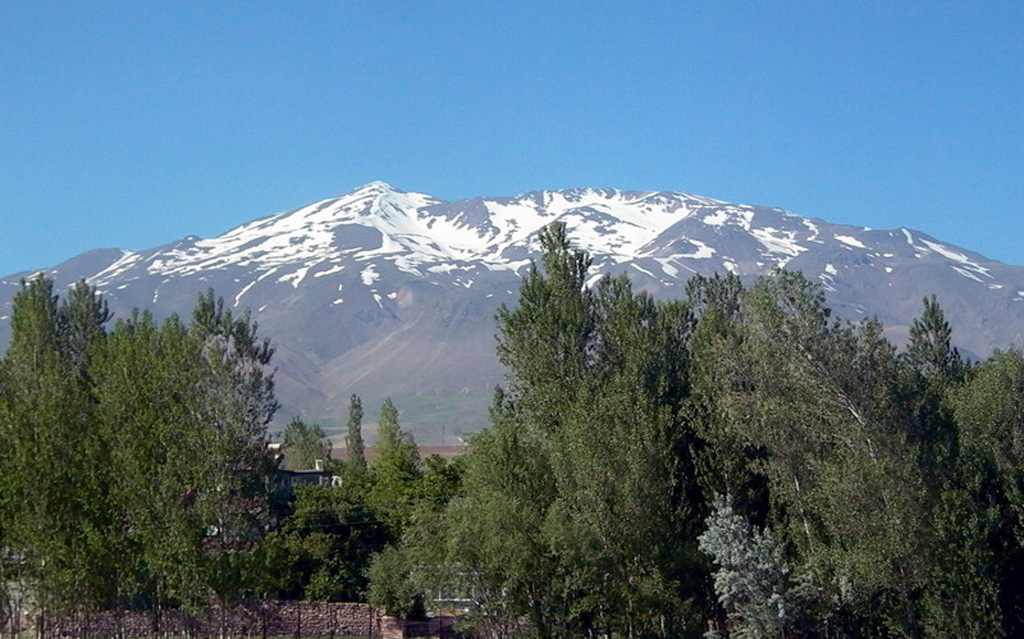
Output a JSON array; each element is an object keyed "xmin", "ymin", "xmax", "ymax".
[
  {"xmin": 904, "ymin": 295, "xmax": 965, "ymax": 385},
  {"xmin": 901, "ymin": 294, "xmax": 966, "ymax": 485},
  {"xmin": 699, "ymin": 494, "xmax": 789, "ymax": 639},
  {"xmin": 898, "ymin": 296, "xmax": 999, "ymax": 635},
  {"xmin": 58, "ymin": 278, "xmax": 111, "ymax": 372}
]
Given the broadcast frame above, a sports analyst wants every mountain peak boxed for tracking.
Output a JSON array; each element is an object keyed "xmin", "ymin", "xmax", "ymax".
[{"xmin": 351, "ymin": 180, "xmax": 402, "ymax": 196}]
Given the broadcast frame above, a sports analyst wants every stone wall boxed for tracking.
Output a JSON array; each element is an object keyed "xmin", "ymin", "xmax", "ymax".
[{"xmin": 48, "ymin": 601, "xmax": 384, "ymax": 638}]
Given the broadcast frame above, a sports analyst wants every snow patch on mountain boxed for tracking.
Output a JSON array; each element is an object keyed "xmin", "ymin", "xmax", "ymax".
[
  {"xmin": 88, "ymin": 250, "xmax": 142, "ymax": 286},
  {"xmin": 750, "ymin": 227, "xmax": 807, "ymax": 262},
  {"xmin": 361, "ymin": 264, "xmax": 380, "ymax": 286},
  {"xmin": 836, "ymin": 235, "xmax": 867, "ymax": 249}
]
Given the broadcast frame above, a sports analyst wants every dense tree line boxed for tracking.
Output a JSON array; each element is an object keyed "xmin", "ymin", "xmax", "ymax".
[
  {"xmin": 0, "ymin": 277, "xmax": 460, "ymax": 634},
  {"xmin": 374, "ymin": 223, "xmax": 1024, "ymax": 639},
  {"xmin": 3, "ymin": 222, "xmax": 1024, "ymax": 639},
  {"xmin": 0, "ymin": 280, "xmax": 279, "ymax": 628}
]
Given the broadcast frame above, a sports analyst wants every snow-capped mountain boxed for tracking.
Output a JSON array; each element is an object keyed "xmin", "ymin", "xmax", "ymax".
[{"xmin": 2, "ymin": 182, "xmax": 1022, "ymax": 442}]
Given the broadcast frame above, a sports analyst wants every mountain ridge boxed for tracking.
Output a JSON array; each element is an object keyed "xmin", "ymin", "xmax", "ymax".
[{"xmin": 3, "ymin": 183, "xmax": 1022, "ymax": 442}]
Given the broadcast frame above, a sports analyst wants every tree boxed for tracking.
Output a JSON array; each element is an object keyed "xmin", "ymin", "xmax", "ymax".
[
  {"xmin": 88, "ymin": 291, "xmax": 280, "ymax": 615},
  {"xmin": 893, "ymin": 296, "xmax": 1001, "ymax": 636},
  {"xmin": 685, "ymin": 273, "xmax": 766, "ymax": 526},
  {"xmin": 58, "ymin": 278, "xmax": 111, "ymax": 372},
  {"xmin": 91, "ymin": 310, "xmax": 213, "ymax": 611},
  {"xmin": 495, "ymin": 222, "xmax": 593, "ymax": 434},
  {"xmin": 955, "ymin": 348, "xmax": 1024, "ymax": 633},
  {"xmin": 281, "ymin": 417, "xmax": 330, "ymax": 471},
  {"xmin": 368, "ymin": 398, "xmax": 421, "ymax": 536},
  {"xmin": 424, "ymin": 225, "xmax": 706, "ymax": 638},
  {"xmin": 0, "ymin": 275, "xmax": 110, "ymax": 617},
  {"xmin": 253, "ymin": 483, "xmax": 388, "ymax": 602},
  {"xmin": 367, "ymin": 545, "xmax": 420, "ymax": 618},
  {"xmin": 956, "ymin": 350, "xmax": 1024, "ymax": 534},
  {"xmin": 437, "ymin": 388, "xmax": 561, "ymax": 638},
  {"xmin": 699, "ymin": 494, "xmax": 789, "ymax": 639},
  {"xmin": 345, "ymin": 394, "xmax": 367, "ymax": 478},
  {"xmin": 904, "ymin": 295, "xmax": 965, "ymax": 386},
  {"xmin": 700, "ymin": 270, "xmax": 929, "ymax": 634},
  {"xmin": 188, "ymin": 290, "xmax": 279, "ymax": 610},
  {"xmin": 900, "ymin": 295, "xmax": 967, "ymax": 487}
]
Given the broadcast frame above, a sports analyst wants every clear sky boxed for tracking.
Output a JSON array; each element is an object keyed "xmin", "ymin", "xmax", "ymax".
[{"xmin": 1, "ymin": 1, "xmax": 1021, "ymax": 277}]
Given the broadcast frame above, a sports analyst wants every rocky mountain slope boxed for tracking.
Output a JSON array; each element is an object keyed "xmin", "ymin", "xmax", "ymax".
[{"xmin": 3, "ymin": 182, "xmax": 1022, "ymax": 442}]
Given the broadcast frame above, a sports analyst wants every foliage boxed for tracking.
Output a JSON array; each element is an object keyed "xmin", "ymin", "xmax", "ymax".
[
  {"xmin": 345, "ymin": 393, "xmax": 368, "ymax": 479},
  {"xmin": 5, "ymin": 236, "xmax": 1024, "ymax": 638},
  {"xmin": 367, "ymin": 544, "xmax": 421, "ymax": 618},
  {"xmin": 407, "ymin": 223, "xmax": 705, "ymax": 638},
  {"xmin": 281, "ymin": 416, "xmax": 331, "ymax": 471},
  {"xmin": 368, "ymin": 398, "xmax": 422, "ymax": 535},
  {"xmin": 391, "ymin": 230, "xmax": 1024, "ymax": 637},
  {"xmin": 0, "ymin": 278, "xmax": 279, "ymax": 618},
  {"xmin": 252, "ymin": 484, "xmax": 388, "ymax": 602},
  {"xmin": 698, "ymin": 494, "xmax": 789, "ymax": 639}
]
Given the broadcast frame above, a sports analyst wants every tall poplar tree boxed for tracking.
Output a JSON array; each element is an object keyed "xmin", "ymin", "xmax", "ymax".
[
  {"xmin": 369, "ymin": 398, "xmax": 421, "ymax": 535},
  {"xmin": 428, "ymin": 223, "xmax": 706, "ymax": 638},
  {"xmin": 0, "ymin": 276, "xmax": 113, "ymax": 617},
  {"xmin": 345, "ymin": 394, "xmax": 367, "ymax": 478}
]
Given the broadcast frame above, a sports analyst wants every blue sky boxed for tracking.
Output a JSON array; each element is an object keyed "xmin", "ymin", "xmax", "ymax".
[{"xmin": 2, "ymin": 1, "xmax": 1021, "ymax": 276}]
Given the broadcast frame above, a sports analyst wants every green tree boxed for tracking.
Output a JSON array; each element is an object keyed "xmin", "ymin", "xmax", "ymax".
[
  {"xmin": 92, "ymin": 310, "xmax": 211, "ymax": 611},
  {"xmin": 895, "ymin": 296, "xmax": 1000, "ymax": 637},
  {"xmin": 0, "ymin": 276, "xmax": 110, "ymax": 617},
  {"xmin": 904, "ymin": 295, "xmax": 965, "ymax": 386},
  {"xmin": 368, "ymin": 398, "xmax": 421, "ymax": 535},
  {"xmin": 495, "ymin": 222, "xmax": 593, "ymax": 434},
  {"xmin": 0, "ymin": 280, "xmax": 280, "ymax": 626},
  {"xmin": 701, "ymin": 270, "xmax": 929, "ymax": 635},
  {"xmin": 900, "ymin": 295, "xmax": 967, "ymax": 487},
  {"xmin": 424, "ymin": 225, "xmax": 706, "ymax": 638},
  {"xmin": 955, "ymin": 349, "xmax": 1024, "ymax": 528},
  {"xmin": 281, "ymin": 416, "xmax": 331, "ymax": 471},
  {"xmin": 345, "ymin": 394, "xmax": 368, "ymax": 479},
  {"xmin": 188, "ymin": 290, "xmax": 278, "ymax": 609},
  {"xmin": 253, "ymin": 483, "xmax": 388, "ymax": 602},
  {"xmin": 89, "ymin": 291, "xmax": 279, "ymax": 615},
  {"xmin": 58, "ymin": 278, "xmax": 111, "ymax": 372},
  {"xmin": 685, "ymin": 273, "xmax": 766, "ymax": 525},
  {"xmin": 955, "ymin": 348, "xmax": 1024, "ymax": 633},
  {"xmin": 438, "ymin": 388, "xmax": 561, "ymax": 638},
  {"xmin": 367, "ymin": 544, "xmax": 420, "ymax": 618}
]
